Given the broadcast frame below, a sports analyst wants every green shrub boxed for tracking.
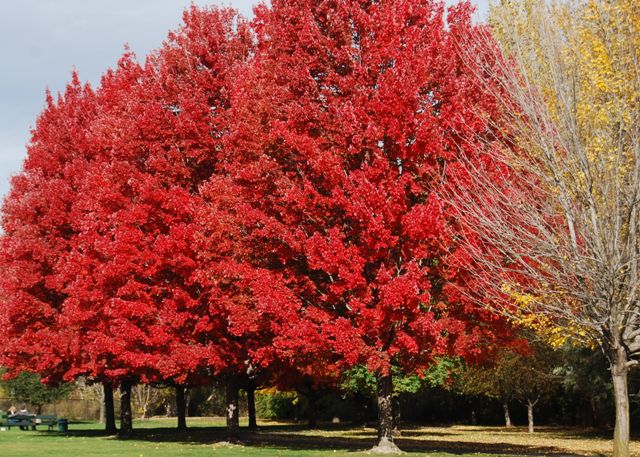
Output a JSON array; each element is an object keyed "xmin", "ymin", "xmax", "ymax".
[{"xmin": 255, "ymin": 390, "xmax": 297, "ymax": 420}]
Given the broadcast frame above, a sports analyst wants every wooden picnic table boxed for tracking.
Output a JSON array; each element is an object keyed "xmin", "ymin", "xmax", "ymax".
[{"xmin": 1, "ymin": 413, "xmax": 58, "ymax": 431}]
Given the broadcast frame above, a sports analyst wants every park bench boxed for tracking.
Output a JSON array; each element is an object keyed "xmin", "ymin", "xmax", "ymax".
[
  {"xmin": 35, "ymin": 415, "xmax": 58, "ymax": 431},
  {"xmin": 7, "ymin": 414, "xmax": 36, "ymax": 430},
  {"xmin": 6, "ymin": 414, "xmax": 59, "ymax": 431}
]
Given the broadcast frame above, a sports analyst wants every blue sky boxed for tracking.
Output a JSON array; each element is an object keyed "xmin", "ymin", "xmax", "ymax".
[{"xmin": 0, "ymin": 0, "xmax": 489, "ymax": 202}]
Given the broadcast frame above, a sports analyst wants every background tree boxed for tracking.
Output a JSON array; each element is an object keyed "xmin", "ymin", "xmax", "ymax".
[
  {"xmin": 458, "ymin": 342, "xmax": 560, "ymax": 433},
  {"xmin": 556, "ymin": 346, "xmax": 613, "ymax": 427},
  {"xmin": 511, "ymin": 343, "xmax": 560, "ymax": 433},
  {"xmin": 457, "ymin": 353, "xmax": 517, "ymax": 428},
  {"xmin": 0, "ymin": 371, "xmax": 74, "ymax": 415},
  {"xmin": 341, "ymin": 359, "xmax": 461, "ymax": 432},
  {"xmin": 131, "ymin": 384, "xmax": 166, "ymax": 420},
  {"xmin": 447, "ymin": 0, "xmax": 640, "ymax": 455}
]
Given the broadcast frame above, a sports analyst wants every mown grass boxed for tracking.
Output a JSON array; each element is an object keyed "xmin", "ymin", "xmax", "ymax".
[{"xmin": 0, "ymin": 417, "xmax": 634, "ymax": 456}]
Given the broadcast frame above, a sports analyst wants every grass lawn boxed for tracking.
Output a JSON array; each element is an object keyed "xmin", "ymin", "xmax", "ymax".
[{"xmin": 0, "ymin": 417, "xmax": 634, "ymax": 457}]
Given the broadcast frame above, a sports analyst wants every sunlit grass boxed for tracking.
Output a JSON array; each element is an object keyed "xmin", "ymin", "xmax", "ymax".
[{"xmin": 0, "ymin": 417, "xmax": 634, "ymax": 456}]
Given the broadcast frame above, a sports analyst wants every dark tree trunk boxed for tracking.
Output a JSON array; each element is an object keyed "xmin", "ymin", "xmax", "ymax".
[
  {"xmin": 502, "ymin": 401, "xmax": 512, "ymax": 428},
  {"xmin": 246, "ymin": 384, "xmax": 257, "ymax": 431},
  {"xmin": 527, "ymin": 400, "xmax": 535, "ymax": 433},
  {"xmin": 392, "ymin": 394, "xmax": 401, "ymax": 437},
  {"xmin": 590, "ymin": 397, "xmax": 598, "ymax": 428},
  {"xmin": 352, "ymin": 393, "xmax": 368, "ymax": 426},
  {"xmin": 226, "ymin": 377, "xmax": 240, "ymax": 443},
  {"xmin": 118, "ymin": 381, "xmax": 133, "ymax": 438},
  {"xmin": 104, "ymin": 382, "xmax": 117, "ymax": 434},
  {"xmin": 307, "ymin": 391, "xmax": 318, "ymax": 429},
  {"xmin": 372, "ymin": 374, "xmax": 401, "ymax": 453},
  {"xmin": 176, "ymin": 385, "xmax": 187, "ymax": 432},
  {"xmin": 294, "ymin": 394, "xmax": 301, "ymax": 423},
  {"xmin": 611, "ymin": 345, "xmax": 630, "ymax": 457}
]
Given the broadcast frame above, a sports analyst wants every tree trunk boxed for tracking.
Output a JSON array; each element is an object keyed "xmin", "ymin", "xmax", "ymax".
[
  {"xmin": 104, "ymin": 383, "xmax": 117, "ymax": 434},
  {"xmin": 176, "ymin": 385, "xmax": 187, "ymax": 432},
  {"xmin": 226, "ymin": 377, "xmax": 240, "ymax": 443},
  {"xmin": 527, "ymin": 400, "xmax": 535, "ymax": 433},
  {"xmin": 371, "ymin": 374, "xmax": 401, "ymax": 454},
  {"xmin": 502, "ymin": 401, "xmax": 512, "ymax": 428},
  {"xmin": 590, "ymin": 397, "xmax": 598, "ymax": 428},
  {"xmin": 307, "ymin": 391, "xmax": 318, "ymax": 429},
  {"xmin": 392, "ymin": 395, "xmax": 401, "ymax": 437},
  {"xmin": 99, "ymin": 386, "xmax": 106, "ymax": 425},
  {"xmin": 611, "ymin": 346, "xmax": 630, "ymax": 457},
  {"xmin": 185, "ymin": 388, "xmax": 193, "ymax": 416},
  {"xmin": 246, "ymin": 384, "xmax": 257, "ymax": 431},
  {"xmin": 352, "ymin": 392, "xmax": 368, "ymax": 426},
  {"xmin": 294, "ymin": 393, "xmax": 301, "ymax": 423},
  {"xmin": 118, "ymin": 382, "xmax": 133, "ymax": 438}
]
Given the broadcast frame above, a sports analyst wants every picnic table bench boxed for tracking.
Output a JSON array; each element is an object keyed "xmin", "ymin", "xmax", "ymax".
[
  {"xmin": 34, "ymin": 415, "xmax": 59, "ymax": 431},
  {"xmin": 1, "ymin": 413, "xmax": 59, "ymax": 431}
]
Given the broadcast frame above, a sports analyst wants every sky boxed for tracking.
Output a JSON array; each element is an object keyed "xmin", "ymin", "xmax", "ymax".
[{"xmin": 0, "ymin": 0, "xmax": 489, "ymax": 202}]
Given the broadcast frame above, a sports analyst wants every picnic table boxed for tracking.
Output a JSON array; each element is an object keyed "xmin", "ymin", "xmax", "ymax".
[{"xmin": 1, "ymin": 413, "xmax": 59, "ymax": 431}]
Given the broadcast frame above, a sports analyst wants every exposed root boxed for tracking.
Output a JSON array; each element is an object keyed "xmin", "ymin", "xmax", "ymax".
[{"xmin": 370, "ymin": 437, "xmax": 403, "ymax": 454}]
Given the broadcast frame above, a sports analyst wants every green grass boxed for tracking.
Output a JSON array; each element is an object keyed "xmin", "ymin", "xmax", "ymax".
[{"xmin": 0, "ymin": 418, "xmax": 628, "ymax": 456}]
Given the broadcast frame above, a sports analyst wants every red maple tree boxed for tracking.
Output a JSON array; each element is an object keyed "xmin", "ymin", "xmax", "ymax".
[
  {"xmin": 60, "ymin": 6, "xmax": 253, "ymax": 436},
  {"xmin": 0, "ymin": 74, "xmax": 99, "ymax": 389},
  {"xmin": 1, "ymin": 6, "xmax": 254, "ymax": 437},
  {"xmin": 219, "ymin": 0, "xmax": 511, "ymax": 450}
]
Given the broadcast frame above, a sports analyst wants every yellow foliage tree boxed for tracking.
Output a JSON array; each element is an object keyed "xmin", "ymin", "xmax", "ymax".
[{"xmin": 448, "ymin": 1, "xmax": 640, "ymax": 456}]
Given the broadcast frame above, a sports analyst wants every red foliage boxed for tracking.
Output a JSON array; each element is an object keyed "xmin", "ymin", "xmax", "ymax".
[
  {"xmin": 60, "ymin": 7, "xmax": 253, "ymax": 386},
  {"xmin": 221, "ymin": 0, "xmax": 510, "ymax": 381},
  {"xmin": 0, "ymin": 6, "xmax": 254, "ymax": 388},
  {"xmin": 0, "ymin": 74, "xmax": 98, "ymax": 382},
  {"xmin": 0, "ymin": 5, "xmax": 517, "ymax": 442}
]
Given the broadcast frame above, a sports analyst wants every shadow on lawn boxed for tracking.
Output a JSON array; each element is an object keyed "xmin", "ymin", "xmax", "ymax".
[
  {"xmin": 394, "ymin": 426, "xmax": 612, "ymax": 441},
  {"xmin": 47, "ymin": 423, "xmax": 608, "ymax": 457}
]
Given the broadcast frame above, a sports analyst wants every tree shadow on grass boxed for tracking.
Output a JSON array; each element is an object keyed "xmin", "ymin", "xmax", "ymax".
[
  {"xmin": 349, "ymin": 428, "xmax": 456, "ymax": 438},
  {"xmin": 393, "ymin": 426, "xmax": 613, "ymax": 441},
  {"xmin": 39, "ymin": 423, "xmax": 607, "ymax": 456}
]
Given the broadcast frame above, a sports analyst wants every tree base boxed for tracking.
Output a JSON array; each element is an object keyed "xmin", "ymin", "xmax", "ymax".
[
  {"xmin": 370, "ymin": 438, "xmax": 403, "ymax": 454},
  {"xmin": 213, "ymin": 440, "xmax": 243, "ymax": 448}
]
